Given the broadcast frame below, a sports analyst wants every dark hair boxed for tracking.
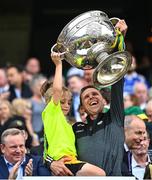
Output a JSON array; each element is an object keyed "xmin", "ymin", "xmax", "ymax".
[
  {"xmin": 80, "ymin": 85, "xmax": 98, "ymax": 105},
  {"xmin": 6, "ymin": 64, "xmax": 24, "ymax": 73}
]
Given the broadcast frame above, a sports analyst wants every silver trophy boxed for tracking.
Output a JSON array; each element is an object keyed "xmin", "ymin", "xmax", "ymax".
[{"xmin": 51, "ymin": 10, "xmax": 132, "ymax": 88}]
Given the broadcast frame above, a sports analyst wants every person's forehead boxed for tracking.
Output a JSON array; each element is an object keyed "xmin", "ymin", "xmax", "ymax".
[
  {"xmin": 61, "ymin": 92, "xmax": 71, "ymax": 100},
  {"xmin": 68, "ymin": 76, "xmax": 81, "ymax": 82},
  {"xmin": 135, "ymin": 84, "xmax": 147, "ymax": 91},
  {"xmin": 0, "ymin": 69, "xmax": 6, "ymax": 76},
  {"xmin": 84, "ymin": 69, "xmax": 94, "ymax": 74},
  {"xmin": 82, "ymin": 87, "xmax": 99, "ymax": 95},
  {"xmin": 7, "ymin": 67, "xmax": 18, "ymax": 74},
  {"xmin": 28, "ymin": 58, "xmax": 39, "ymax": 64},
  {"xmin": 0, "ymin": 102, "xmax": 9, "ymax": 108},
  {"xmin": 131, "ymin": 121, "xmax": 146, "ymax": 130},
  {"xmin": 5, "ymin": 134, "xmax": 24, "ymax": 140}
]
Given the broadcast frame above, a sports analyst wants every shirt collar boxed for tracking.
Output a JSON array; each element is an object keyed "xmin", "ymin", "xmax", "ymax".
[
  {"xmin": 124, "ymin": 143, "xmax": 130, "ymax": 152},
  {"xmin": 132, "ymin": 154, "xmax": 151, "ymax": 168},
  {"xmin": 4, "ymin": 155, "xmax": 26, "ymax": 166}
]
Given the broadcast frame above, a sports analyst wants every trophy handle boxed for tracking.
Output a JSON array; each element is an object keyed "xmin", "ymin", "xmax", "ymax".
[
  {"xmin": 109, "ymin": 17, "xmax": 120, "ymax": 27},
  {"xmin": 51, "ymin": 43, "xmax": 68, "ymax": 59}
]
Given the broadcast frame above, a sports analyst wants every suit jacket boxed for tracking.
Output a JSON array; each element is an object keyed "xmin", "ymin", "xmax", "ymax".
[
  {"xmin": 8, "ymin": 83, "xmax": 33, "ymax": 102},
  {"xmin": 121, "ymin": 148, "xmax": 133, "ymax": 176},
  {"xmin": 0, "ymin": 154, "xmax": 51, "ymax": 179}
]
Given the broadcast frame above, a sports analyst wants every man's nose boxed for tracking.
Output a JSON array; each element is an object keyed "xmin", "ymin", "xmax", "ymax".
[
  {"xmin": 139, "ymin": 139, "xmax": 144, "ymax": 145},
  {"xmin": 15, "ymin": 146, "xmax": 22, "ymax": 152},
  {"xmin": 139, "ymin": 134, "xmax": 146, "ymax": 141},
  {"xmin": 89, "ymin": 94, "xmax": 93, "ymax": 98},
  {"xmin": 64, "ymin": 102, "xmax": 70, "ymax": 108}
]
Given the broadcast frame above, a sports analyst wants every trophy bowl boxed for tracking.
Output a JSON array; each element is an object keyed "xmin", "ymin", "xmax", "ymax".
[
  {"xmin": 51, "ymin": 10, "xmax": 116, "ymax": 69},
  {"xmin": 51, "ymin": 10, "xmax": 132, "ymax": 87}
]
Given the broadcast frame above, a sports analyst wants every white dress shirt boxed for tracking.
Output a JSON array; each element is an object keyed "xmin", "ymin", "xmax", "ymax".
[{"xmin": 132, "ymin": 155, "xmax": 151, "ymax": 180}]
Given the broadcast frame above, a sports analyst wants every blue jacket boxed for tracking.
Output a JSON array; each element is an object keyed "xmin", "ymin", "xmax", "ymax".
[{"xmin": 0, "ymin": 154, "xmax": 51, "ymax": 179}]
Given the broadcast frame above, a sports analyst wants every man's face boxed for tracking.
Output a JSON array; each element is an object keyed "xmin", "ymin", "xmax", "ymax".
[
  {"xmin": 146, "ymin": 109, "xmax": 152, "ymax": 122},
  {"xmin": 132, "ymin": 135, "xmax": 150, "ymax": 155},
  {"xmin": 26, "ymin": 58, "xmax": 40, "ymax": 75},
  {"xmin": 134, "ymin": 84, "xmax": 148, "ymax": 104},
  {"xmin": 123, "ymin": 95, "xmax": 133, "ymax": 109},
  {"xmin": 84, "ymin": 69, "xmax": 94, "ymax": 84},
  {"xmin": 125, "ymin": 120, "xmax": 146, "ymax": 150},
  {"xmin": 1, "ymin": 134, "xmax": 26, "ymax": 164},
  {"xmin": 67, "ymin": 76, "xmax": 84, "ymax": 94},
  {"xmin": 81, "ymin": 87, "xmax": 104, "ymax": 115},
  {"xmin": 7, "ymin": 67, "xmax": 22, "ymax": 86}
]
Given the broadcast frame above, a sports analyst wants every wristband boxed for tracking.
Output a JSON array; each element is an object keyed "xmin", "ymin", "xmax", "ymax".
[{"xmin": 45, "ymin": 155, "xmax": 54, "ymax": 169}]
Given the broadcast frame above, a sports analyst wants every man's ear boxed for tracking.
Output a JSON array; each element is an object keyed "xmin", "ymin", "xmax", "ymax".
[{"xmin": 0, "ymin": 144, "xmax": 5, "ymax": 154}]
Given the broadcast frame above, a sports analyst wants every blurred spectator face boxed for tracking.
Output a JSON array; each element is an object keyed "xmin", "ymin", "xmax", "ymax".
[
  {"xmin": 22, "ymin": 70, "xmax": 33, "ymax": 83},
  {"xmin": 84, "ymin": 69, "xmax": 94, "ymax": 85},
  {"xmin": 7, "ymin": 67, "xmax": 22, "ymax": 86},
  {"xmin": 26, "ymin": 58, "xmax": 40, "ymax": 75},
  {"xmin": 0, "ymin": 68, "xmax": 8, "ymax": 87},
  {"xmin": 12, "ymin": 98, "xmax": 32, "ymax": 119},
  {"xmin": 125, "ymin": 116, "xmax": 146, "ymax": 150},
  {"xmin": 147, "ymin": 111, "xmax": 152, "ymax": 122},
  {"xmin": 78, "ymin": 105, "xmax": 87, "ymax": 123},
  {"xmin": 134, "ymin": 82, "xmax": 148, "ymax": 104},
  {"xmin": 145, "ymin": 100, "xmax": 152, "ymax": 122},
  {"xmin": 1, "ymin": 133, "xmax": 26, "ymax": 164},
  {"xmin": 0, "ymin": 100, "xmax": 12, "ymax": 124},
  {"xmin": 123, "ymin": 94, "xmax": 134, "ymax": 109},
  {"xmin": 30, "ymin": 77, "xmax": 47, "ymax": 97},
  {"xmin": 132, "ymin": 133, "xmax": 150, "ymax": 155},
  {"xmin": 67, "ymin": 76, "xmax": 85, "ymax": 94},
  {"xmin": 128, "ymin": 55, "xmax": 137, "ymax": 72}
]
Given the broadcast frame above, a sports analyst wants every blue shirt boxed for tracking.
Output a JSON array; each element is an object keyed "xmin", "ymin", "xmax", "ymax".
[
  {"xmin": 73, "ymin": 93, "xmax": 82, "ymax": 122},
  {"xmin": 124, "ymin": 72, "xmax": 149, "ymax": 95},
  {"xmin": 4, "ymin": 156, "xmax": 26, "ymax": 180}
]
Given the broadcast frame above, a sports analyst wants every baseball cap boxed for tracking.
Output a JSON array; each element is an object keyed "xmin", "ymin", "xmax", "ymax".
[
  {"xmin": 66, "ymin": 67, "xmax": 84, "ymax": 78},
  {"xmin": 124, "ymin": 106, "xmax": 148, "ymax": 120}
]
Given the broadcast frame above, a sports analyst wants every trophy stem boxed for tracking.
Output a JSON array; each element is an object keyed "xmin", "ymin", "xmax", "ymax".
[{"xmin": 96, "ymin": 52, "xmax": 109, "ymax": 64}]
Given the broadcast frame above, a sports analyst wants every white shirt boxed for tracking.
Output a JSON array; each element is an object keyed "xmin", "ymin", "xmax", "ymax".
[
  {"xmin": 15, "ymin": 88, "xmax": 21, "ymax": 98},
  {"xmin": 0, "ymin": 84, "xmax": 9, "ymax": 93},
  {"xmin": 124, "ymin": 143, "xmax": 129, "ymax": 152},
  {"xmin": 132, "ymin": 155, "xmax": 151, "ymax": 180}
]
